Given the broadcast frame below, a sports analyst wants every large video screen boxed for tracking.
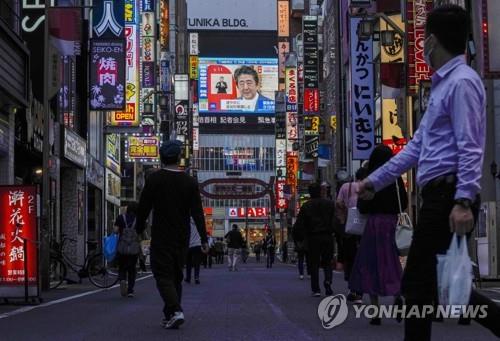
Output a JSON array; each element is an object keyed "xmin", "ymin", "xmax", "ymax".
[{"xmin": 198, "ymin": 58, "xmax": 278, "ymax": 114}]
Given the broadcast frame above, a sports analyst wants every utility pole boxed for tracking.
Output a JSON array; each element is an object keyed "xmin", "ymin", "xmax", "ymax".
[{"xmin": 40, "ymin": 0, "xmax": 51, "ymax": 291}]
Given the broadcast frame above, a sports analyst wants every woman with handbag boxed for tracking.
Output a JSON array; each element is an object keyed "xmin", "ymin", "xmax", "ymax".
[
  {"xmin": 336, "ymin": 167, "xmax": 368, "ymax": 304},
  {"xmin": 348, "ymin": 145, "xmax": 408, "ymax": 325}
]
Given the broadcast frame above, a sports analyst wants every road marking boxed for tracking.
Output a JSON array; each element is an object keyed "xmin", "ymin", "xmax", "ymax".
[{"xmin": 0, "ymin": 275, "xmax": 153, "ymax": 320}]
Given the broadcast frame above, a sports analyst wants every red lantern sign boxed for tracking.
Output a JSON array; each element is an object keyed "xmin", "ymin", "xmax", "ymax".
[{"xmin": 0, "ymin": 186, "xmax": 38, "ymax": 297}]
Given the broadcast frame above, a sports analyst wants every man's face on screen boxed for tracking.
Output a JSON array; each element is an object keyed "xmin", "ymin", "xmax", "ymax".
[{"xmin": 237, "ymin": 74, "xmax": 258, "ymax": 100}]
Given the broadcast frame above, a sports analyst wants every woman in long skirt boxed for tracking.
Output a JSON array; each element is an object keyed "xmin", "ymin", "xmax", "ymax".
[{"xmin": 349, "ymin": 145, "xmax": 408, "ymax": 325}]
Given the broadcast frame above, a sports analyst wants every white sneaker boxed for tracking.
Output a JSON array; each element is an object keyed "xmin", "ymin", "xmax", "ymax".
[{"xmin": 163, "ymin": 311, "xmax": 185, "ymax": 329}]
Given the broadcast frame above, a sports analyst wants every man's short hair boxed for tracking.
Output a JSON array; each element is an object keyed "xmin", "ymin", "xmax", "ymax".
[
  {"xmin": 426, "ymin": 5, "xmax": 469, "ymax": 56},
  {"xmin": 308, "ymin": 182, "xmax": 321, "ymax": 199},
  {"xmin": 232, "ymin": 224, "xmax": 238, "ymax": 229},
  {"xmin": 160, "ymin": 140, "xmax": 182, "ymax": 166},
  {"xmin": 234, "ymin": 66, "xmax": 259, "ymax": 85}
]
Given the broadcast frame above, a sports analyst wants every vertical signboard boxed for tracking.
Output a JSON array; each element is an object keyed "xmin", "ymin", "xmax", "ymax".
[
  {"xmin": 112, "ymin": 23, "xmax": 140, "ymax": 126},
  {"xmin": 350, "ymin": 17, "xmax": 374, "ymax": 160},
  {"xmin": 382, "ymin": 99, "xmax": 407, "ymax": 154},
  {"xmin": 303, "ymin": 16, "xmax": 319, "ymax": 114},
  {"xmin": 286, "ymin": 152, "xmax": 298, "ymax": 195},
  {"xmin": 407, "ymin": 0, "xmax": 433, "ymax": 94},
  {"xmin": 141, "ymin": 1, "xmax": 156, "ymax": 127},
  {"xmin": 278, "ymin": 1, "xmax": 290, "ymax": 37},
  {"xmin": 89, "ymin": 40, "xmax": 126, "ymax": 110},
  {"xmin": 106, "ymin": 134, "xmax": 121, "ymax": 174},
  {"xmin": 285, "ymin": 67, "xmax": 298, "ymax": 112},
  {"xmin": 278, "ymin": 42, "xmax": 290, "ymax": 79},
  {"xmin": 189, "ymin": 32, "xmax": 199, "ymax": 55},
  {"xmin": 92, "ymin": 0, "xmax": 125, "ymax": 39},
  {"xmin": 0, "ymin": 186, "xmax": 38, "ymax": 297}
]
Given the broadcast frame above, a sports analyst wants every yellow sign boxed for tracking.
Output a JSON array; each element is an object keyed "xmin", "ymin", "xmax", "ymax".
[
  {"xmin": 382, "ymin": 99, "xmax": 407, "ymax": 154},
  {"xmin": 126, "ymin": 136, "xmax": 160, "ymax": 161},
  {"xmin": 380, "ymin": 14, "xmax": 405, "ymax": 63},
  {"xmin": 111, "ymin": 102, "xmax": 139, "ymax": 126},
  {"xmin": 190, "ymin": 56, "xmax": 199, "ymax": 79},
  {"xmin": 330, "ymin": 115, "xmax": 337, "ymax": 132},
  {"xmin": 304, "ymin": 116, "xmax": 319, "ymax": 135},
  {"xmin": 278, "ymin": 1, "xmax": 290, "ymax": 37}
]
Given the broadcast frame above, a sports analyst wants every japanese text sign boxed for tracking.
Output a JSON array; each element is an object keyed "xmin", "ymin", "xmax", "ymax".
[
  {"xmin": 285, "ymin": 66, "xmax": 298, "ymax": 112},
  {"xmin": 407, "ymin": 0, "xmax": 433, "ymax": 94},
  {"xmin": 125, "ymin": 135, "xmax": 160, "ymax": 162},
  {"xmin": 350, "ymin": 17, "xmax": 375, "ymax": 160},
  {"xmin": 90, "ymin": 40, "xmax": 126, "ymax": 110},
  {"xmin": 92, "ymin": 0, "xmax": 125, "ymax": 39},
  {"xmin": 0, "ymin": 186, "xmax": 38, "ymax": 297}
]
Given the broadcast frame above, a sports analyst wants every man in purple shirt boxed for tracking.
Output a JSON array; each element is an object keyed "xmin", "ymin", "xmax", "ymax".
[{"xmin": 358, "ymin": 5, "xmax": 499, "ymax": 340}]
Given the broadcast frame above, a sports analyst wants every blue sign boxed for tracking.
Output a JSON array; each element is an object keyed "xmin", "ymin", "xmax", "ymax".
[
  {"xmin": 93, "ymin": 0, "xmax": 125, "ymax": 39},
  {"xmin": 350, "ymin": 17, "xmax": 374, "ymax": 160},
  {"xmin": 141, "ymin": 0, "xmax": 155, "ymax": 12},
  {"xmin": 124, "ymin": 0, "xmax": 137, "ymax": 24},
  {"xmin": 160, "ymin": 59, "xmax": 170, "ymax": 92}
]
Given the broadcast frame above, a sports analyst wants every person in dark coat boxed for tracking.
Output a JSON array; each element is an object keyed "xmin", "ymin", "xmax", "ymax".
[
  {"xmin": 136, "ymin": 140, "xmax": 208, "ymax": 329},
  {"xmin": 225, "ymin": 224, "xmax": 244, "ymax": 271},
  {"xmin": 293, "ymin": 183, "xmax": 336, "ymax": 296}
]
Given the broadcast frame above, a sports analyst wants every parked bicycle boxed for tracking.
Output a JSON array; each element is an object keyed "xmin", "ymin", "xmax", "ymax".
[{"xmin": 49, "ymin": 235, "xmax": 119, "ymax": 289}]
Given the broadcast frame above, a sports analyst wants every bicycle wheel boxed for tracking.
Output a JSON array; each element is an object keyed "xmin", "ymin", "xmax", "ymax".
[
  {"xmin": 87, "ymin": 253, "xmax": 119, "ymax": 288},
  {"xmin": 49, "ymin": 257, "xmax": 66, "ymax": 289}
]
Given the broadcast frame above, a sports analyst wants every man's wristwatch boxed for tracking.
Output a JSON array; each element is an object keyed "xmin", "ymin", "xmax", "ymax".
[{"xmin": 454, "ymin": 198, "xmax": 472, "ymax": 209}]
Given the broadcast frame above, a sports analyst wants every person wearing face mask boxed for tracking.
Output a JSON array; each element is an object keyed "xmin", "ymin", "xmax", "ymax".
[{"xmin": 357, "ymin": 5, "xmax": 500, "ymax": 341}]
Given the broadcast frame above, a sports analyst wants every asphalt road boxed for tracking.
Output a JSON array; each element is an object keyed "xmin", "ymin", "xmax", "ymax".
[{"xmin": 0, "ymin": 260, "xmax": 498, "ymax": 341}]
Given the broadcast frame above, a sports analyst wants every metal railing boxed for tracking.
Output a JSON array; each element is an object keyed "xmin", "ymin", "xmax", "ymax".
[{"xmin": 0, "ymin": 0, "xmax": 20, "ymax": 35}]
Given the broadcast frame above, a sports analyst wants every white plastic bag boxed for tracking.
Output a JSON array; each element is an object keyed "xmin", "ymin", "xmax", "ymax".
[
  {"xmin": 345, "ymin": 207, "xmax": 368, "ymax": 235},
  {"xmin": 436, "ymin": 234, "xmax": 473, "ymax": 315}
]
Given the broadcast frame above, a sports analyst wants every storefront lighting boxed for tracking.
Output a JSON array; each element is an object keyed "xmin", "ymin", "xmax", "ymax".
[
  {"xmin": 381, "ymin": 30, "xmax": 395, "ymax": 47},
  {"xmin": 144, "ymin": 102, "xmax": 154, "ymax": 114},
  {"xmin": 358, "ymin": 18, "xmax": 374, "ymax": 40},
  {"xmin": 35, "ymin": 169, "xmax": 43, "ymax": 175}
]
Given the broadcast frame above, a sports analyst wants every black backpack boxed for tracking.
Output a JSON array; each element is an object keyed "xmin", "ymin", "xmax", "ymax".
[{"xmin": 117, "ymin": 214, "xmax": 141, "ymax": 255}]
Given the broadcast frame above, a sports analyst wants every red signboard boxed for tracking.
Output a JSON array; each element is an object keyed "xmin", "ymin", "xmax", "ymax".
[
  {"xmin": 0, "ymin": 186, "xmax": 38, "ymax": 296},
  {"xmin": 275, "ymin": 178, "xmax": 287, "ymax": 210},
  {"xmin": 407, "ymin": 0, "xmax": 433, "ymax": 94},
  {"xmin": 228, "ymin": 207, "xmax": 270, "ymax": 218},
  {"xmin": 304, "ymin": 88, "xmax": 320, "ymax": 113},
  {"xmin": 286, "ymin": 152, "xmax": 299, "ymax": 195}
]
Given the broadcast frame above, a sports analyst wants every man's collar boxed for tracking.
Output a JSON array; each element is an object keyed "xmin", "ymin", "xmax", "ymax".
[
  {"xmin": 163, "ymin": 165, "xmax": 183, "ymax": 172},
  {"xmin": 431, "ymin": 54, "xmax": 466, "ymax": 83}
]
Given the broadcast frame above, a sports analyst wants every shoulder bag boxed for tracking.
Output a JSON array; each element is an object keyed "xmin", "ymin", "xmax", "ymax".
[{"xmin": 395, "ymin": 180, "xmax": 413, "ymax": 256}]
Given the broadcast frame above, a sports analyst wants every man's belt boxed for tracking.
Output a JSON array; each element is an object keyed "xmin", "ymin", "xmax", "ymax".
[{"xmin": 424, "ymin": 173, "xmax": 457, "ymax": 189}]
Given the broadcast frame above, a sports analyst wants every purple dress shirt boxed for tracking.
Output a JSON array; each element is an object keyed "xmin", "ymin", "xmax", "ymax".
[{"xmin": 369, "ymin": 55, "xmax": 486, "ymax": 200}]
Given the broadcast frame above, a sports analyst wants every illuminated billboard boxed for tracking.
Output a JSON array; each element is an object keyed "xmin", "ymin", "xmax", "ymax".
[
  {"xmin": 125, "ymin": 135, "xmax": 161, "ymax": 162},
  {"xmin": 198, "ymin": 58, "xmax": 278, "ymax": 114}
]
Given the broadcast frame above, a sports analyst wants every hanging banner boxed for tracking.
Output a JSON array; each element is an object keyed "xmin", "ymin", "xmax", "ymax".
[
  {"xmin": 111, "ymin": 24, "xmax": 140, "ymax": 126},
  {"xmin": 278, "ymin": 42, "xmax": 290, "ymax": 79},
  {"xmin": 278, "ymin": 1, "xmax": 290, "ymax": 37},
  {"xmin": 92, "ymin": 0, "xmax": 125, "ymax": 39},
  {"xmin": 382, "ymin": 99, "xmax": 407, "ymax": 154},
  {"xmin": 89, "ymin": 40, "xmax": 126, "ymax": 110},
  {"xmin": 380, "ymin": 14, "xmax": 405, "ymax": 63},
  {"xmin": 407, "ymin": 0, "xmax": 433, "ymax": 94},
  {"xmin": 0, "ymin": 186, "xmax": 38, "ymax": 297},
  {"xmin": 350, "ymin": 17, "xmax": 375, "ymax": 160},
  {"xmin": 106, "ymin": 134, "xmax": 121, "ymax": 174},
  {"xmin": 286, "ymin": 153, "xmax": 298, "ymax": 195},
  {"xmin": 285, "ymin": 66, "xmax": 298, "ymax": 112},
  {"xmin": 190, "ymin": 56, "xmax": 199, "ymax": 79},
  {"xmin": 142, "ymin": 61, "xmax": 156, "ymax": 88},
  {"xmin": 125, "ymin": 0, "xmax": 138, "ymax": 24},
  {"xmin": 304, "ymin": 88, "xmax": 319, "ymax": 113},
  {"xmin": 189, "ymin": 32, "xmax": 199, "ymax": 55}
]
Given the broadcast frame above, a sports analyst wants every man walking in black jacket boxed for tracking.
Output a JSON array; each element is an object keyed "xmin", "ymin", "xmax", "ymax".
[
  {"xmin": 136, "ymin": 140, "xmax": 208, "ymax": 329},
  {"xmin": 293, "ymin": 182, "xmax": 336, "ymax": 297},
  {"xmin": 225, "ymin": 224, "xmax": 244, "ymax": 271}
]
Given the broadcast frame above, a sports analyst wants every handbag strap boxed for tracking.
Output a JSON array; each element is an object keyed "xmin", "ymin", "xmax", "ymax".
[{"xmin": 395, "ymin": 179, "xmax": 403, "ymax": 214}]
